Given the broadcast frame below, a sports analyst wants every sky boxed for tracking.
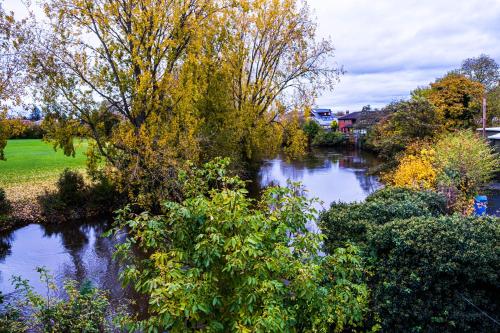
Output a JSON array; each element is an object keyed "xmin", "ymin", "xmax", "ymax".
[{"xmin": 4, "ymin": 0, "xmax": 500, "ymax": 111}]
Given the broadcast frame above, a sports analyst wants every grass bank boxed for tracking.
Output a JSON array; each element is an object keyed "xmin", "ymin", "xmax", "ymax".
[
  {"xmin": 0, "ymin": 139, "xmax": 88, "ymax": 188},
  {"xmin": 0, "ymin": 139, "xmax": 88, "ymax": 225}
]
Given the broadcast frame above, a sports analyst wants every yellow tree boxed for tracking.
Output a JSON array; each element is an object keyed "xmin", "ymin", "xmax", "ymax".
[
  {"xmin": 427, "ymin": 73, "xmax": 484, "ymax": 130},
  {"xmin": 198, "ymin": 0, "xmax": 339, "ymax": 164},
  {"xmin": 31, "ymin": 0, "xmax": 339, "ymax": 206},
  {"xmin": 31, "ymin": 0, "xmax": 223, "ymax": 206}
]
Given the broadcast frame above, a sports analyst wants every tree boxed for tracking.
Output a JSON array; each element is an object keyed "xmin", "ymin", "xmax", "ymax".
[
  {"xmin": 386, "ymin": 130, "xmax": 498, "ymax": 214},
  {"xmin": 390, "ymin": 147, "xmax": 437, "ymax": 191},
  {"xmin": 427, "ymin": 73, "xmax": 484, "ymax": 130},
  {"xmin": 361, "ymin": 105, "xmax": 371, "ymax": 112},
  {"xmin": 366, "ymin": 99, "xmax": 442, "ymax": 160},
  {"xmin": 30, "ymin": 0, "xmax": 339, "ymax": 207},
  {"xmin": 0, "ymin": 1, "xmax": 32, "ymax": 160},
  {"xmin": 487, "ymin": 85, "xmax": 500, "ymax": 125},
  {"xmin": 110, "ymin": 158, "xmax": 370, "ymax": 332},
  {"xmin": 460, "ymin": 54, "xmax": 500, "ymax": 91},
  {"xmin": 433, "ymin": 130, "xmax": 498, "ymax": 213}
]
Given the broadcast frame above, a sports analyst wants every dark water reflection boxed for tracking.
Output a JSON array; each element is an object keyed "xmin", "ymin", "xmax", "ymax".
[{"xmin": 0, "ymin": 221, "xmax": 143, "ymax": 313}]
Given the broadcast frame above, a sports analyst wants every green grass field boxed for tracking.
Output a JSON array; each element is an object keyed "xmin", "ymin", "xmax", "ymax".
[{"xmin": 0, "ymin": 139, "xmax": 88, "ymax": 188}]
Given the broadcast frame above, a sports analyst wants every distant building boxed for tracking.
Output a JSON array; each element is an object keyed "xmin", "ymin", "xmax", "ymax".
[
  {"xmin": 310, "ymin": 108, "xmax": 337, "ymax": 129},
  {"xmin": 477, "ymin": 127, "xmax": 500, "ymax": 152},
  {"xmin": 338, "ymin": 111, "xmax": 364, "ymax": 133}
]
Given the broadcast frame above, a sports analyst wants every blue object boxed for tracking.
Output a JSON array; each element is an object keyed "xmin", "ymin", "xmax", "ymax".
[{"xmin": 474, "ymin": 195, "xmax": 488, "ymax": 216}]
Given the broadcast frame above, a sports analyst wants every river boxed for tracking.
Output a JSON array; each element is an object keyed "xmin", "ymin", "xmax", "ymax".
[{"xmin": 0, "ymin": 147, "xmax": 497, "ymax": 311}]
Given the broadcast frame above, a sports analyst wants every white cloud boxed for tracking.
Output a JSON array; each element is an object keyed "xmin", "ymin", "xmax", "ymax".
[
  {"xmin": 4, "ymin": 0, "xmax": 500, "ymax": 111},
  {"xmin": 308, "ymin": 0, "xmax": 500, "ymax": 110}
]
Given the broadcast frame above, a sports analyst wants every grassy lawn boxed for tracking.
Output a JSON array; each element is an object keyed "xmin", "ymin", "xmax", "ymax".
[{"xmin": 0, "ymin": 139, "xmax": 88, "ymax": 189}]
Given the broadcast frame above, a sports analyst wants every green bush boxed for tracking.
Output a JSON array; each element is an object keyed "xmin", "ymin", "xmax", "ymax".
[
  {"xmin": 57, "ymin": 168, "xmax": 86, "ymax": 206},
  {"xmin": 302, "ymin": 119, "xmax": 321, "ymax": 140},
  {"xmin": 319, "ymin": 187, "xmax": 447, "ymax": 251},
  {"xmin": 110, "ymin": 158, "xmax": 370, "ymax": 332},
  {"xmin": 39, "ymin": 169, "xmax": 122, "ymax": 221},
  {"xmin": 369, "ymin": 215, "xmax": 500, "ymax": 332},
  {"xmin": 10, "ymin": 268, "xmax": 122, "ymax": 332},
  {"xmin": 312, "ymin": 130, "xmax": 347, "ymax": 146},
  {"xmin": 10, "ymin": 123, "xmax": 45, "ymax": 139}
]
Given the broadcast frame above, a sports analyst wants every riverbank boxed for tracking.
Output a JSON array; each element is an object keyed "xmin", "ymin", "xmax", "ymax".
[{"xmin": 0, "ymin": 139, "xmax": 88, "ymax": 231}]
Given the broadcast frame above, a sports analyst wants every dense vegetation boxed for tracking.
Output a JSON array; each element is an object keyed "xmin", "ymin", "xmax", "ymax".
[
  {"xmin": 0, "ymin": 0, "xmax": 499, "ymax": 332},
  {"xmin": 1, "ymin": 268, "xmax": 121, "ymax": 332},
  {"xmin": 109, "ymin": 159, "xmax": 371, "ymax": 332},
  {"xmin": 39, "ymin": 169, "xmax": 123, "ymax": 222},
  {"xmin": 319, "ymin": 188, "xmax": 500, "ymax": 332},
  {"xmin": 388, "ymin": 130, "xmax": 498, "ymax": 213}
]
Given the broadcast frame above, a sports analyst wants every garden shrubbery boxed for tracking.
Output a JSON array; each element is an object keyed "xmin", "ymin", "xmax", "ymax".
[
  {"xmin": 319, "ymin": 186, "xmax": 500, "ymax": 332},
  {"xmin": 369, "ymin": 215, "xmax": 499, "ymax": 332},
  {"xmin": 303, "ymin": 120, "xmax": 347, "ymax": 147},
  {"xmin": 312, "ymin": 129, "xmax": 347, "ymax": 146},
  {"xmin": 319, "ymin": 187, "xmax": 447, "ymax": 251}
]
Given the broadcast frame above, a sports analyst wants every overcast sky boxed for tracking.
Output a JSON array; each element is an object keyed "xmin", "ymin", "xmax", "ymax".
[
  {"xmin": 308, "ymin": 0, "xmax": 500, "ymax": 111},
  {"xmin": 4, "ymin": 0, "xmax": 500, "ymax": 111}
]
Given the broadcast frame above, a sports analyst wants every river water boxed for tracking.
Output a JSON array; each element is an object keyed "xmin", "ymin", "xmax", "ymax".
[{"xmin": 0, "ymin": 147, "xmax": 497, "ymax": 309}]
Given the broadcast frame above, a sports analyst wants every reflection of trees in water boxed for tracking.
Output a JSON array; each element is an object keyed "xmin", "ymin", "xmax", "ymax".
[
  {"xmin": 40, "ymin": 220, "xmax": 145, "ymax": 315},
  {"xmin": 0, "ymin": 234, "xmax": 12, "ymax": 262},
  {"xmin": 354, "ymin": 170, "xmax": 381, "ymax": 194},
  {"xmin": 251, "ymin": 147, "xmax": 383, "ymax": 200},
  {"xmin": 0, "ymin": 233, "xmax": 13, "ymax": 285},
  {"xmin": 41, "ymin": 222, "xmax": 90, "ymax": 283}
]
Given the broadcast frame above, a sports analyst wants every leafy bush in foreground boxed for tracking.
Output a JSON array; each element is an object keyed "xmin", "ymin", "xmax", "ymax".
[
  {"xmin": 319, "ymin": 187, "xmax": 447, "ymax": 251},
  {"xmin": 370, "ymin": 215, "xmax": 499, "ymax": 332},
  {"xmin": 2, "ymin": 268, "xmax": 122, "ymax": 332},
  {"xmin": 111, "ymin": 158, "xmax": 371, "ymax": 332}
]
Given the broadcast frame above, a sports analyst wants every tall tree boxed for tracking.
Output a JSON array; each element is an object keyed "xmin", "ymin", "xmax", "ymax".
[
  {"xmin": 366, "ymin": 99, "xmax": 442, "ymax": 160},
  {"xmin": 31, "ymin": 0, "xmax": 338, "ymax": 207},
  {"xmin": 427, "ymin": 73, "xmax": 484, "ymax": 130},
  {"xmin": 0, "ymin": 1, "xmax": 32, "ymax": 160},
  {"xmin": 460, "ymin": 54, "xmax": 500, "ymax": 91}
]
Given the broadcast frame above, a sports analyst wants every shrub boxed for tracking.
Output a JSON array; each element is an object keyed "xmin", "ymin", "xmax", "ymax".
[
  {"xmin": 369, "ymin": 215, "xmax": 500, "ymax": 332},
  {"xmin": 10, "ymin": 123, "xmax": 45, "ymax": 139},
  {"xmin": 433, "ymin": 131, "xmax": 498, "ymax": 209},
  {"xmin": 110, "ymin": 158, "xmax": 370, "ymax": 332},
  {"xmin": 319, "ymin": 187, "xmax": 447, "ymax": 252},
  {"xmin": 56, "ymin": 168, "xmax": 86, "ymax": 206},
  {"xmin": 11, "ymin": 267, "xmax": 122, "ymax": 332},
  {"xmin": 302, "ymin": 119, "xmax": 321, "ymax": 140},
  {"xmin": 312, "ymin": 130, "xmax": 347, "ymax": 146},
  {"xmin": 39, "ymin": 169, "xmax": 122, "ymax": 221}
]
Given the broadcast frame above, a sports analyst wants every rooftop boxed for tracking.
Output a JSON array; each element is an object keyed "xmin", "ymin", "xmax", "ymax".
[{"xmin": 477, "ymin": 127, "xmax": 500, "ymax": 132}]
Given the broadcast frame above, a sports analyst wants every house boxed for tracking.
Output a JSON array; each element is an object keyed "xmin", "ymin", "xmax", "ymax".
[
  {"xmin": 338, "ymin": 111, "xmax": 364, "ymax": 133},
  {"xmin": 477, "ymin": 127, "xmax": 500, "ymax": 152},
  {"xmin": 310, "ymin": 108, "xmax": 337, "ymax": 129}
]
